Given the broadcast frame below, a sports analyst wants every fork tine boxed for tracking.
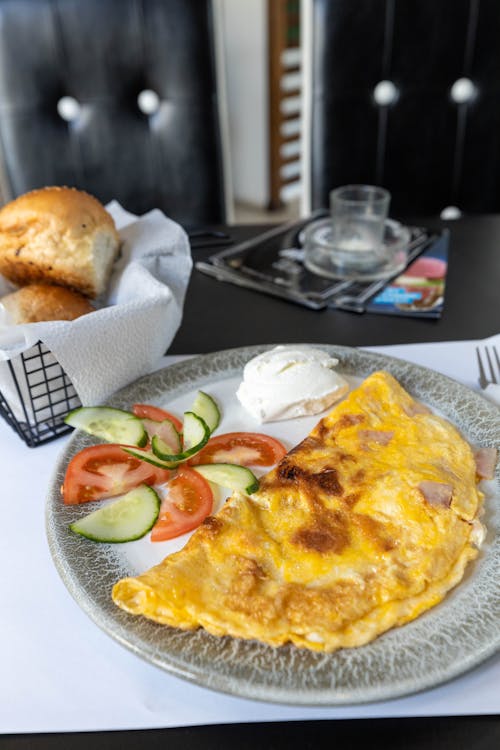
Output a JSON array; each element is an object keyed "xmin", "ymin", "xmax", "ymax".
[
  {"xmin": 494, "ymin": 346, "xmax": 500, "ymax": 378},
  {"xmin": 476, "ymin": 347, "xmax": 488, "ymax": 389},
  {"xmin": 485, "ymin": 347, "xmax": 498, "ymax": 384}
]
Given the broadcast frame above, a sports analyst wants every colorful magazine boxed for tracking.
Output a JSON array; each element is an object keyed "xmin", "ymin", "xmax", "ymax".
[{"xmin": 365, "ymin": 232, "xmax": 448, "ymax": 319}]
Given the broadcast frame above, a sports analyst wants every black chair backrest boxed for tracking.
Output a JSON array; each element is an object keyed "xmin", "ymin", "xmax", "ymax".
[
  {"xmin": 0, "ymin": 0, "xmax": 227, "ymax": 225},
  {"xmin": 306, "ymin": 0, "xmax": 500, "ymax": 216}
]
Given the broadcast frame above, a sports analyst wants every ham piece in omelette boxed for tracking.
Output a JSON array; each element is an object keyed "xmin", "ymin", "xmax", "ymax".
[{"xmin": 112, "ymin": 371, "xmax": 487, "ymax": 652}]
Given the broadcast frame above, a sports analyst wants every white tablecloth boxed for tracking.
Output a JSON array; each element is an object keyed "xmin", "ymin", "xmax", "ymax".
[{"xmin": 1, "ymin": 335, "xmax": 499, "ymax": 734}]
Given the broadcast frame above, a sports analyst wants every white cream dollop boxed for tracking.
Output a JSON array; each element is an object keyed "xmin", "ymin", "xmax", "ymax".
[{"xmin": 236, "ymin": 345, "xmax": 349, "ymax": 423}]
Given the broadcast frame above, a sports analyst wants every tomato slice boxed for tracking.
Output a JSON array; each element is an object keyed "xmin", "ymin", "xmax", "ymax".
[
  {"xmin": 150, "ymin": 467, "xmax": 213, "ymax": 541},
  {"xmin": 62, "ymin": 444, "xmax": 171, "ymax": 505},
  {"xmin": 189, "ymin": 432, "xmax": 287, "ymax": 467},
  {"xmin": 132, "ymin": 403, "xmax": 183, "ymax": 433}
]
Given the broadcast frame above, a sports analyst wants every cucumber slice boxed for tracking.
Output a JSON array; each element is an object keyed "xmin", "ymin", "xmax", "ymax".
[
  {"xmin": 141, "ymin": 418, "xmax": 181, "ymax": 452},
  {"xmin": 183, "ymin": 411, "xmax": 211, "ymax": 451},
  {"xmin": 69, "ymin": 484, "xmax": 160, "ymax": 543},
  {"xmin": 151, "ymin": 412, "xmax": 210, "ymax": 462},
  {"xmin": 65, "ymin": 406, "xmax": 147, "ymax": 447},
  {"xmin": 122, "ymin": 446, "xmax": 179, "ymax": 470},
  {"xmin": 190, "ymin": 391, "xmax": 220, "ymax": 434},
  {"xmin": 192, "ymin": 463, "xmax": 259, "ymax": 494}
]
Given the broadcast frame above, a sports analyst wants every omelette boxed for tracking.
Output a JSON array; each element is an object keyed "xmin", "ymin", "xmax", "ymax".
[{"xmin": 112, "ymin": 371, "xmax": 487, "ymax": 652}]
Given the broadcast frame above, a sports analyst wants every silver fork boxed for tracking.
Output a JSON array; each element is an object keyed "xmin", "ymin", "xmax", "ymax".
[{"xmin": 476, "ymin": 345, "xmax": 500, "ymax": 389}]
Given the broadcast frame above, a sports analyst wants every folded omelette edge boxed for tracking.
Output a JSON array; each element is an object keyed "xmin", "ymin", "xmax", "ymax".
[{"xmin": 112, "ymin": 370, "xmax": 484, "ymax": 653}]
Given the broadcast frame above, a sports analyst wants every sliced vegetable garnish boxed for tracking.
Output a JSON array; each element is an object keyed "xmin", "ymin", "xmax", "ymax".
[
  {"xmin": 69, "ymin": 484, "xmax": 160, "ymax": 543},
  {"xmin": 65, "ymin": 406, "xmax": 147, "ymax": 447},
  {"xmin": 190, "ymin": 432, "xmax": 287, "ymax": 467},
  {"xmin": 122, "ymin": 445, "xmax": 180, "ymax": 470},
  {"xmin": 64, "ymin": 395, "xmax": 286, "ymax": 543},
  {"xmin": 141, "ymin": 418, "xmax": 181, "ymax": 452},
  {"xmin": 190, "ymin": 391, "xmax": 220, "ymax": 434},
  {"xmin": 183, "ymin": 411, "xmax": 211, "ymax": 452},
  {"xmin": 192, "ymin": 463, "xmax": 259, "ymax": 494},
  {"xmin": 151, "ymin": 412, "xmax": 210, "ymax": 463},
  {"xmin": 62, "ymin": 445, "xmax": 171, "ymax": 505},
  {"xmin": 132, "ymin": 403, "xmax": 183, "ymax": 433},
  {"xmin": 150, "ymin": 467, "xmax": 213, "ymax": 542}
]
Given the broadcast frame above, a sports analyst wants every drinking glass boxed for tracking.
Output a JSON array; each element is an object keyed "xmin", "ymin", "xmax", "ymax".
[{"xmin": 329, "ymin": 185, "xmax": 391, "ymax": 270}]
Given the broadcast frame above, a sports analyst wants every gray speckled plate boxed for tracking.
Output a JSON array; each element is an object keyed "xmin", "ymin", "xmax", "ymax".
[{"xmin": 46, "ymin": 345, "xmax": 500, "ymax": 705}]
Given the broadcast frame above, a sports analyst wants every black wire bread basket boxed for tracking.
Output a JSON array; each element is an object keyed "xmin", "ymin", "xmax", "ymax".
[{"xmin": 0, "ymin": 341, "xmax": 81, "ymax": 447}]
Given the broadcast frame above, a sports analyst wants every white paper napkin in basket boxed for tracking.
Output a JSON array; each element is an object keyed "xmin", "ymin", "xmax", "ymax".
[{"xmin": 0, "ymin": 202, "xmax": 192, "ymax": 420}]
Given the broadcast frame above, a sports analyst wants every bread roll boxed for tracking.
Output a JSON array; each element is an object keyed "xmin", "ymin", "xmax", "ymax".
[
  {"xmin": 1, "ymin": 284, "xmax": 94, "ymax": 323},
  {"xmin": 0, "ymin": 186, "xmax": 120, "ymax": 298}
]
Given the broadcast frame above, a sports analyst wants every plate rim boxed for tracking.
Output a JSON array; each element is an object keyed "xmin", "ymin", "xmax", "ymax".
[{"xmin": 45, "ymin": 343, "xmax": 500, "ymax": 705}]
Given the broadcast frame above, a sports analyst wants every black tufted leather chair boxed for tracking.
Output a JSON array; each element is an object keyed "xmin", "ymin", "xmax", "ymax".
[
  {"xmin": 305, "ymin": 0, "xmax": 500, "ymax": 217},
  {"xmin": 0, "ymin": 0, "xmax": 227, "ymax": 226}
]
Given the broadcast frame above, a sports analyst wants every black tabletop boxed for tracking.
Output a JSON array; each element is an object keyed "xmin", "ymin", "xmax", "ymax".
[
  {"xmin": 3, "ymin": 215, "xmax": 499, "ymax": 750},
  {"xmin": 171, "ymin": 215, "xmax": 500, "ymax": 354}
]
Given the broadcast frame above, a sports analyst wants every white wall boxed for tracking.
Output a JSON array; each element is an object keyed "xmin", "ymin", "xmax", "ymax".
[{"xmin": 219, "ymin": 0, "xmax": 269, "ymax": 207}]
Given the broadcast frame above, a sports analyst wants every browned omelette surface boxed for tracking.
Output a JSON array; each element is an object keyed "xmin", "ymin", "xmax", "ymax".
[{"xmin": 112, "ymin": 371, "xmax": 484, "ymax": 652}]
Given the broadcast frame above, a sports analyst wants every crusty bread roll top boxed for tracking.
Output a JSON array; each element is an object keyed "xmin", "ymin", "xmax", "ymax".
[{"xmin": 0, "ymin": 186, "xmax": 120, "ymax": 298}]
